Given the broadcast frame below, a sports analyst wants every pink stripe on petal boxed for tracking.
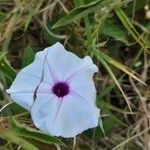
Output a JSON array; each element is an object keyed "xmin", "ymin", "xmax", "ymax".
[
  {"xmin": 9, "ymin": 89, "xmax": 52, "ymax": 94},
  {"xmin": 44, "ymin": 51, "xmax": 58, "ymax": 82},
  {"xmin": 30, "ymin": 95, "xmax": 55, "ymax": 113},
  {"xmin": 70, "ymin": 90, "xmax": 92, "ymax": 106},
  {"xmin": 53, "ymin": 97, "xmax": 63, "ymax": 125},
  {"xmin": 64, "ymin": 64, "xmax": 92, "ymax": 83},
  {"xmin": 22, "ymin": 70, "xmax": 52, "ymax": 86}
]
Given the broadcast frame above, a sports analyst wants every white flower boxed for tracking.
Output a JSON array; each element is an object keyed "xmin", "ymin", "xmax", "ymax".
[{"xmin": 6, "ymin": 42, "xmax": 100, "ymax": 138}]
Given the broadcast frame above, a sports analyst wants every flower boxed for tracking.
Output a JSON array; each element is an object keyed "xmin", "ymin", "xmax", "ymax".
[{"xmin": 6, "ymin": 42, "xmax": 100, "ymax": 138}]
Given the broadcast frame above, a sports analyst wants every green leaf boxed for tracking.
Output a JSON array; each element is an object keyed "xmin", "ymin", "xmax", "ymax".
[
  {"xmin": 22, "ymin": 45, "xmax": 35, "ymax": 67},
  {"xmin": 93, "ymin": 104, "xmax": 128, "ymax": 139},
  {"xmin": 114, "ymin": 7, "xmax": 150, "ymax": 54},
  {"xmin": 97, "ymin": 101, "xmax": 128, "ymax": 128},
  {"xmin": 74, "ymin": 0, "xmax": 83, "ymax": 7},
  {"xmin": 125, "ymin": 0, "xmax": 147, "ymax": 15},
  {"xmin": 95, "ymin": 55, "xmax": 134, "ymax": 114},
  {"xmin": 42, "ymin": 28, "xmax": 59, "ymax": 45},
  {"xmin": 83, "ymin": 0, "xmax": 97, "ymax": 4},
  {"xmin": 52, "ymin": 0, "xmax": 112, "ymax": 29},
  {"xmin": 24, "ymin": 7, "xmax": 36, "ymax": 31},
  {"xmin": 101, "ymin": 20, "xmax": 128, "ymax": 44},
  {"xmin": 10, "ymin": 118, "xmax": 65, "ymax": 146},
  {"xmin": 0, "ymin": 103, "xmax": 26, "ymax": 117},
  {"xmin": 0, "ymin": 128, "xmax": 39, "ymax": 150},
  {"xmin": 98, "ymin": 84, "xmax": 115, "ymax": 99},
  {"xmin": 98, "ymin": 99, "xmax": 138, "ymax": 115},
  {"xmin": 98, "ymin": 117, "xmax": 105, "ymax": 136},
  {"xmin": 0, "ymin": 12, "xmax": 6, "ymax": 21},
  {"xmin": 74, "ymin": 0, "xmax": 97, "ymax": 6},
  {"xmin": 0, "ymin": 53, "xmax": 16, "ymax": 82},
  {"xmin": 94, "ymin": 50, "xmax": 146, "ymax": 85}
]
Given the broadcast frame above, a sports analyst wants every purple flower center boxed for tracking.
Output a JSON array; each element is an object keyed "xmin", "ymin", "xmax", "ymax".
[{"xmin": 52, "ymin": 82, "xmax": 69, "ymax": 97}]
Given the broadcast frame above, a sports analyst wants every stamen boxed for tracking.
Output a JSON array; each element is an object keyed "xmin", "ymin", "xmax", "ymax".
[{"xmin": 52, "ymin": 82, "xmax": 69, "ymax": 97}]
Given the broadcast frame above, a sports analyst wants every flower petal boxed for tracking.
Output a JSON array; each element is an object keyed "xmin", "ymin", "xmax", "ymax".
[
  {"xmin": 31, "ymin": 94, "xmax": 61, "ymax": 134},
  {"xmin": 68, "ymin": 60, "xmax": 98, "ymax": 105},
  {"xmin": 43, "ymin": 42, "xmax": 97, "ymax": 81},
  {"xmin": 22, "ymin": 50, "xmax": 54, "ymax": 84},
  {"xmin": 31, "ymin": 93, "xmax": 99, "ymax": 138},
  {"xmin": 6, "ymin": 71, "xmax": 40, "ymax": 110},
  {"xmin": 9, "ymin": 93, "xmax": 34, "ymax": 110},
  {"xmin": 53, "ymin": 94, "xmax": 99, "ymax": 137},
  {"xmin": 6, "ymin": 50, "xmax": 53, "ymax": 110},
  {"xmin": 65, "ymin": 56, "xmax": 98, "ymax": 82}
]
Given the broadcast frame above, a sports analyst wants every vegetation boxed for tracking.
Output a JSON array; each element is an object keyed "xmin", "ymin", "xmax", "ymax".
[{"xmin": 0, "ymin": 0, "xmax": 150, "ymax": 149}]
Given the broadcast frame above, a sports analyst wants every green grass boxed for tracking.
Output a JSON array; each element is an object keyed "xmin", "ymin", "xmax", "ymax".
[{"xmin": 0, "ymin": 0, "xmax": 150, "ymax": 149}]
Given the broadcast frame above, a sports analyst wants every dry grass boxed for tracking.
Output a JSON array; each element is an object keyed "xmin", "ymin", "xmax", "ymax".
[{"xmin": 0, "ymin": 0, "xmax": 150, "ymax": 150}]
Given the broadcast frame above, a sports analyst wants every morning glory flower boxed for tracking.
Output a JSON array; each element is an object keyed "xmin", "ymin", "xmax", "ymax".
[{"xmin": 6, "ymin": 42, "xmax": 100, "ymax": 138}]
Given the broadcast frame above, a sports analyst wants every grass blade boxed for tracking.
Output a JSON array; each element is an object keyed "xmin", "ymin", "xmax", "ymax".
[
  {"xmin": 0, "ymin": 53, "xmax": 16, "ymax": 81},
  {"xmin": 0, "ymin": 128, "xmax": 39, "ymax": 150},
  {"xmin": 22, "ymin": 45, "xmax": 35, "ymax": 67},
  {"xmin": 115, "ymin": 7, "xmax": 150, "ymax": 54},
  {"xmin": 94, "ymin": 52, "xmax": 133, "ymax": 114},
  {"xmin": 52, "ymin": 0, "xmax": 112, "ymax": 29},
  {"xmin": 94, "ymin": 50, "xmax": 146, "ymax": 85},
  {"xmin": 10, "ymin": 118, "xmax": 65, "ymax": 146}
]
